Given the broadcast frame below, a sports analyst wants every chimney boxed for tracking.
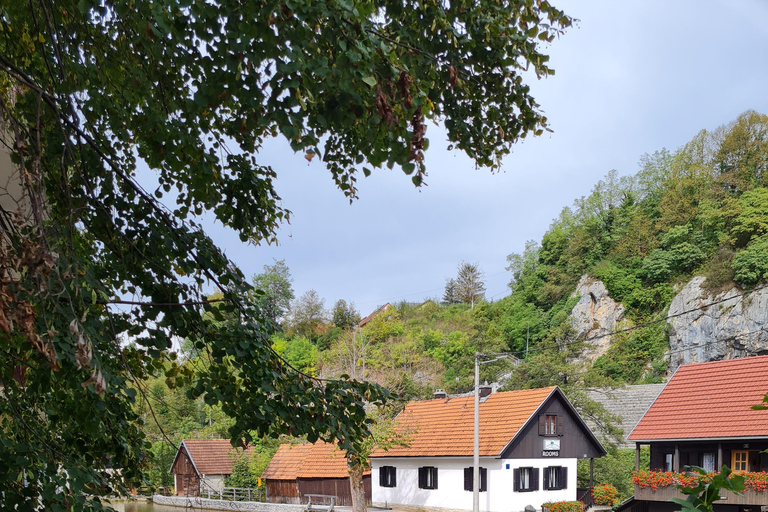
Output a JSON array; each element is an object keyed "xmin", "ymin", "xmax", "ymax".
[
  {"xmin": 433, "ymin": 389, "xmax": 447, "ymax": 399},
  {"xmin": 479, "ymin": 382, "xmax": 492, "ymax": 398}
]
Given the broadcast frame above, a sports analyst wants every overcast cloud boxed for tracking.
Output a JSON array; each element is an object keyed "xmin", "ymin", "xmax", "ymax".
[{"xmin": 179, "ymin": 0, "xmax": 768, "ymax": 315}]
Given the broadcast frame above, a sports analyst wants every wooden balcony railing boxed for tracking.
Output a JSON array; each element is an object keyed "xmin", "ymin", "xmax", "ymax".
[{"xmin": 634, "ymin": 485, "xmax": 768, "ymax": 506}]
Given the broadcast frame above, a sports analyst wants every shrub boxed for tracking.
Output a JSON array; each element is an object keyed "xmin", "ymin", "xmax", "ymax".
[
  {"xmin": 542, "ymin": 501, "xmax": 583, "ymax": 512},
  {"xmin": 640, "ymin": 249, "xmax": 673, "ymax": 283},
  {"xmin": 701, "ymin": 246, "xmax": 736, "ymax": 293},
  {"xmin": 733, "ymin": 237, "xmax": 768, "ymax": 285},
  {"xmin": 591, "ymin": 483, "xmax": 619, "ymax": 506}
]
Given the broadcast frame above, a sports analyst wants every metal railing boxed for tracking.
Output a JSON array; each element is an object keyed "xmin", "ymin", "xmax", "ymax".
[
  {"xmin": 200, "ymin": 486, "xmax": 266, "ymax": 502},
  {"xmin": 577, "ymin": 487, "xmax": 595, "ymax": 509}
]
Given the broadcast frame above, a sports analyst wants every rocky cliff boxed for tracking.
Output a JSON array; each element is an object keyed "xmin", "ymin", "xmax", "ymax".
[
  {"xmin": 667, "ymin": 276, "xmax": 768, "ymax": 369},
  {"xmin": 570, "ymin": 275, "xmax": 626, "ymax": 361}
]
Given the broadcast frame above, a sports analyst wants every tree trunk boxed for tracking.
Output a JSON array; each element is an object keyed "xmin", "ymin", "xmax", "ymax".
[{"xmin": 348, "ymin": 461, "xmax": 366, "ymax": 512}]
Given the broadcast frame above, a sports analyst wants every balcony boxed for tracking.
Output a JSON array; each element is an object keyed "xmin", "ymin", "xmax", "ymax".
[
  {"xmin": 632, "ymin": 470, "xmax": 768, "ymax": 507},
  {"xmin": 634, "ymin": 485, "xmax": 768, "ymax": 506}
]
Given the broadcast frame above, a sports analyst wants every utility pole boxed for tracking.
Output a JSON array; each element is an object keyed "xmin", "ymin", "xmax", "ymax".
[
  {"xmin": 473, "ymin": 353, "xmax": 480, "ymax": 512},
  {"xmin": 474, "ymin": 352, "xmax": 514, "ymax": 512}
]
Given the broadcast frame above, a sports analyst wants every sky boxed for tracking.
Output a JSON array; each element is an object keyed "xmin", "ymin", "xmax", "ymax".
[{"xmin": 174, "ymin": 0, "xmax": 768, "ymax": 317}]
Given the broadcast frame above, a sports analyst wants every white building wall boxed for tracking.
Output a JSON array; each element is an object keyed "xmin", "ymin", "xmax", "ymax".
[{"xmin": 372, "ymin": 457, "xmax": 577, "ymax": 512}]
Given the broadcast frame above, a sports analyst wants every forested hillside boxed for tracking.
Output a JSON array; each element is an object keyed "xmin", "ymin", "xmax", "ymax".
[{"xmin": 137, "ymin": 110, "xmax": 768, "ymax": 491}]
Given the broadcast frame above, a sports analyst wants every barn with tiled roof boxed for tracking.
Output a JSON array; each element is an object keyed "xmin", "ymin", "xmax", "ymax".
[
  {"xmin": 262, "ymin": 442, "xmax": 371, "ymax": 506},
  {"xmin": 170, "ymin": 439, "xmax": 251, "ymax": 496}
]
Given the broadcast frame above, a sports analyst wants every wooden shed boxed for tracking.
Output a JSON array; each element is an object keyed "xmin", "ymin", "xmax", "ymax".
[
  {"xmin": 170, "ymin": 439, "xmax": 248, "ymax": 496},
  {"xmin": 262, "ymin": 442, "xmax": 371, "ymax": 506}
]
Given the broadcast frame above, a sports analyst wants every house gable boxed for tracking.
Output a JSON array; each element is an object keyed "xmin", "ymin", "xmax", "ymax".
[
  {"xmin": 170, "ymin": 439, "xmax": 245, "ymax": 477},
  {"xmin": 499, "ymin": 389, "xmax": 605, "ymax": 459},
  {"xmin": 170, "ymin": 441, "xmax": 199, "ymax": 477}
]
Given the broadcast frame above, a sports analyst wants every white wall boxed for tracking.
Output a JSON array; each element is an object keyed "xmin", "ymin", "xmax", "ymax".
[{"xmin": 372, "ymin": 457, "xmax": 578, "ymax": 512}]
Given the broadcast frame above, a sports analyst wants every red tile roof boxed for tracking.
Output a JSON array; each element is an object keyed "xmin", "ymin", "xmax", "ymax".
[
  {"xmin": 358, "ymin": 303, "xmax": 390, "ymax": 327},
  {"xmin": 182, "ymin": 439, "xmax": 248, "ymax": 476},
  {"xmin": 628, "ymin": 356, "xmax": 768, "ymax": 442},
  {"xmin": 372, "ymin": 387, "xmax": 557, "ymax": 458},
  {"xmin": 262, "ymin": 442, "xmax": 369, "ymax": 481}
]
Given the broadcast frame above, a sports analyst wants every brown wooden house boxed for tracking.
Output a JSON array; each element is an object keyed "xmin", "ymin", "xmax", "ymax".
[
  {"xmin": 170, "ymin": 439, "xmax": 249, "ymax": 496},
  {"xmin": 262, "ymin": 442, "xmax": 371, "ymax": 506}
]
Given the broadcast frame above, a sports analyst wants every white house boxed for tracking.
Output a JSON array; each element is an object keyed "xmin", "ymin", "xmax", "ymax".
[{"xmin": 371, "ymin": 386, "xmax": 606, "ymax": 512}]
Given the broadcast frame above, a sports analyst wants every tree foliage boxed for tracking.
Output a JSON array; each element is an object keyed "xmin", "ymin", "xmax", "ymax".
[
  {"xmin": 252, "ymin": 260, "xmax": 295, "ymax": 326},
  {"xmin": 285, "ymin": 289, "xmax": 328, "ymax": 340},
  {"xmin": 0, "ymin": 0, "xmax": 576, "ymax": 506},
  {"xmin": 453, "ymin": 261, "xmax": 486, "ymax": 308},
  {"xmin": 331, "ymin": 299, "xmax": 360, "ymax": 330}
]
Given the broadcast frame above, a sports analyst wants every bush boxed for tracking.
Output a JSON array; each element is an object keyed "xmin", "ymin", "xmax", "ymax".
[
  {"xmin": 591, "ymin": 483, "xmax": 619, "ymax": 506},
  {"xmin": 733, "ymin": 237, "xmax": 768, "ymax": 285},
  {"xmin": 640, "ymin": 249, "xmax": 673, "ymax": 283},
  {"xmin": 542, "ymin": 501, "xmax": 583, "ymax": 512},
  {"xmin": 701, "ymin": 246, "xmax": 736, "ymax": 293}
]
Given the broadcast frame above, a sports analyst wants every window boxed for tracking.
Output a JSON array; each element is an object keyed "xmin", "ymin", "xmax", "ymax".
[
  {"xmin": 664, "ymin": 453, "xmax": 673, "ymax": 472},
  {"xmin": 514, "ymin": 467, "xmax": 539, "ymax": 492},
  {"xmin": 539, "ymin": 414, "xmax": 559, "ymax": 436},
  {"xmin": 463, "ymin": 467, "xmax": 487, "ymax": 492},
  {"xmin": 418, "ymin": 466, "xmax": 438, "ymax": 490},
  {"xmin": 701, "ymin": 453, "xmax": 716, "ymax": 473},
  {"xmin": 379, "ymin": 466, "xmax": 396, "ymax": 488},
  {"xmin": 732, "ymin": 451, "xmax": 748, "ymax": 472},
  {"xmin": 544, "ymin": 466, "xmax": 567, "ymax": 491}
]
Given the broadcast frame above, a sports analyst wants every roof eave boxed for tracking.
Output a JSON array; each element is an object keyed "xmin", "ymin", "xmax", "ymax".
[
  {"xmin": 169, "ymin": 440, "xmax": 201, "ymax": 477},
  {"xmin": 628, "ymin": 435, "xmax": 768, "ymax": 443}
]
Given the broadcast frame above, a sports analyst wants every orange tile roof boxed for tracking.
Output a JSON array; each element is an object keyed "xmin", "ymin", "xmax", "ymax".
[
  {"xmin": 372, "ymin": 387, "xmax": 557, "ymax": 458},
  {"xmin": 628, "ymin": 356, "xmax": 768, "ymax": 441},
  {"xmin": 261, "ymin": 444, "xmax": 313, "ymax": 480},
  {"xmin": 182, "ymin": 439, "xmax": 248, "ymax": 475},
  {"xmin": 263, "ymin": 442, "xmax": 370, "ymax": 481}
]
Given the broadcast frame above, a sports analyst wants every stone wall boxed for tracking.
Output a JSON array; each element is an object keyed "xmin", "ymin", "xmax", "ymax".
[{"xmin": 152, "ymin": 495, "xmax": 306, "ymax": 512}]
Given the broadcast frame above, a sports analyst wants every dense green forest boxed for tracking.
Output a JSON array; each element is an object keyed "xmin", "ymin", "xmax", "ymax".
[{"xmin": 137, "ymin": 110, "xmax": 768, "ymax": 498}]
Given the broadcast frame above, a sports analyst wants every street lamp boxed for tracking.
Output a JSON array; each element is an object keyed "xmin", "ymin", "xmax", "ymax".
[{"xmin": 473, "ymin": 353, "xmax": 513, "ymax": 512}]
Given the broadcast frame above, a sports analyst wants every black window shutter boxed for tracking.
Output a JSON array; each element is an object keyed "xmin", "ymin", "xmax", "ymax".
[
  {"xmin": 380, "ymin": 468, "xmax": 386, "ymax": 487},
  {"xmin": 392, "ymin": 467, "xmax": 396, "ymax": 487},
  {"xmin": 538, "ymin": 415, "xmax": 546, "ymax": 435},
  {"xmin": 557, "ymin": 415, "xmax": 564, "ymax": 436},
  {"xmin": 513, "ymin": 468, "xmax": 520, "ymax": 492},
  {"xmin": 543, "ymin": 467, "xmax": 550, "ymax": 490},
  {"xmin": 464, "ymin": 468, "xmax": 472, "ymax": 491},
  {"xmin": 531, "ymin": 468, "xmax": 539, "ymax": 491},
  {"xmin": 433, "ymin": 467, "xmax": 438, "ymax": 489},
  {"xmin": 560, "ymin": 467, "xmax": 567, "ymax": 490},
  {"xmin": 480, "ymin": 467, "xmax": 487, "ymax": 492},
  {"xmin": 418, "ymin": 467, "xmax": 425, "ymax": 488}
]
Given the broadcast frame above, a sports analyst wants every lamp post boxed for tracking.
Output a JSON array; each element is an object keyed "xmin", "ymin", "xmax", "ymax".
[
  {"xmin": 474, "ymin": 353, "xmax": 513, "ymax": 512},
  {"xmin": 473, "ymin": 353, "xmax": 480, "ymax": 512}
]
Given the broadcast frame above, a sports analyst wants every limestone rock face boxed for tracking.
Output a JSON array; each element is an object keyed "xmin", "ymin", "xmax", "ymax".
[
  {"xmin": 570, "ymin": 275, "xmax": 626, "ymax": 360},
  {"xmin": 667, "ymin": 276, "xmax": 768, "ymax": 368}
]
